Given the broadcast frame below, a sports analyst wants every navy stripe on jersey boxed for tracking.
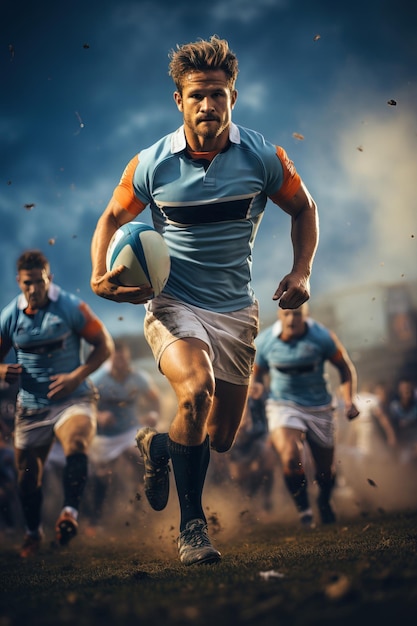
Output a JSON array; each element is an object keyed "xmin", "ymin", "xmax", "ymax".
[{"xmin": 156, "ymin": 195, "xmax": 256, "ymax": 226}]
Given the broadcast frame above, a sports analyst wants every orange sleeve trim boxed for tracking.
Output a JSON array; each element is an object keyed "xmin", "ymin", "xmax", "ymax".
[
  {"xmin": 269, "ymin": 146, "xmax": 301, "ymax": 205},
  {"xmin": 78, "ymin": 302, "xmax": 104, "ymax": 342},
  {"xmin": 330, "ymin": 348, "xmax": 344, "ymax": 363},
  {"xmin": 113, "ymin": 155, "xmax": 147, "ymax": 216}
]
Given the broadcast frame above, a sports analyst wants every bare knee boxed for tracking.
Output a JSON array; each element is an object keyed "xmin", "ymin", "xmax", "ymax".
[
  {"xmin": 170, "ymin": 374, "xmax": 215, "ymax": 443},
  {"xmin": 275, "ymin": 443, "xmax": 303, "ymax": 475},
  {"xmin": 62, "ymin": 436, "xmax": 90, "ymax": 456},
  {"xmin": 56, "ymin": 416, "xmax": 95, "ymax": 456},
  {"xmin": 180, "ymin": 387, "xmax": 213, "ymax": 429}
]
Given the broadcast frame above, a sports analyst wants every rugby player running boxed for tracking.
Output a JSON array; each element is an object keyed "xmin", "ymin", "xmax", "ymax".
[{"xmin": 90, "ymin": 35, "xmax": 319, "ymax": 565}]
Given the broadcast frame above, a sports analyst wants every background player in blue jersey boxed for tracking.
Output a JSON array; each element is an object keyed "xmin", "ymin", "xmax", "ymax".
[
  {"xmin": 253, "ymin": 304, "xmax": 359, "ymax": 528},
  {"xmin": 85, "ymin": 338, "xmax": 161, "ymax": 534},
  {"xmin": 90, "ymin": 36, "xmax": 319, "ymax": 565},
  {"xmin": 0, "ymin": 250, "xmax": 114, "ymax": 557}
]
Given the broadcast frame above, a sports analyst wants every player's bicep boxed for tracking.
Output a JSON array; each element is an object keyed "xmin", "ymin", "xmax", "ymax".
[
  {"xmin": 102, "ymin": 196, "xmax": 137, "ymax": 230},
  {"xmin": 276, "ymin": 181, "xmax": 316, "ymax": 218},
  {"xmin": 113, "ymin": 155, "xmax": 147, "ymax": 216}
]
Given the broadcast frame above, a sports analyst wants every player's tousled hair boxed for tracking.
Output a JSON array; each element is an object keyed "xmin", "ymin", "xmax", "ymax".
[
  {"xmin": 17, "ymin": 249, "xmax": 50, "ymax": 273},
  {"xmin": 168, "ymin": 35, "xmax": 238, "ymax": 93}
]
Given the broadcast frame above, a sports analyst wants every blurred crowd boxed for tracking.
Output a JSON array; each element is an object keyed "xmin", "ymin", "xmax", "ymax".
[{"xmin": 1, "ymin": 351, "xmax": 417, "ymax": 541}]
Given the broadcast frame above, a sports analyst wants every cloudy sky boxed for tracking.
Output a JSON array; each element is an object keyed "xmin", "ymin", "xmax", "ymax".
[{"xmin": 1, "ymin": 0, "xmax": 416, "ymax": 338}]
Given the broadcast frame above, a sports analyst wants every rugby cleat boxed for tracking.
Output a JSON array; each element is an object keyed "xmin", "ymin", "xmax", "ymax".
[
  {"xmin": 135, "ymin": 426, "xmax": 170, "ymax": 511},
  {"xmin": 20, "ymin": 530, "xmax": 43, "ymax": 558},
  {"xmin": 178, "ymin": 518, "xmax": 221, "ymax": 566},
  {"xmin": 55, "ymin": 510, "xmax": 78, "ymax": 546}
]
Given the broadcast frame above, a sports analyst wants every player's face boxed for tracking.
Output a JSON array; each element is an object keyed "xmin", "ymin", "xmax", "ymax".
[
  {"xmin": 174, "ymin": 70, "xmax": 237, "ymax": 150},
  {"xmin": 17, "ymin": 268, "xmax": 51, "ymax": 310},
  {"xmin": 278, "ymin": 308, "xmax": 307, "ymax": 340},
  {"xmin": 111, "ymin": 347, "xmax": 131, "ymax": 375}
]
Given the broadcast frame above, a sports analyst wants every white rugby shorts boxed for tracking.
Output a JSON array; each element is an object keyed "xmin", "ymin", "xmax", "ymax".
[
  {"xmin": 144, "ymin": 293, "xmax": 259, "ymax": 385},
  {"xmin": 88, "ymin": 426, "xmax": 138, "ymax": 466},
  {"xmin": 266, "ymin": 400, "xmax": 335, "ymax": 449},
  {"xmin": 14, "ymin": 399, "xmax": 97, "ymax": 449}
]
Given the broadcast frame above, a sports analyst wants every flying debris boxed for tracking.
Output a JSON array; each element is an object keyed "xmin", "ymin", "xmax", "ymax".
[
  {"xmin": 74, "ymin": 111, "xmax": 85, "ymax": 134},
  {"xmin": 259, "ymin": 570, "xmax": 285, "ymax": 581},
  {"xmin": 367, "ymin": 478, "xmax": 378, "ymax": 487},
  {"xmin": 292, "ymin": 132, "xmax": 305, "ymax": 141}
]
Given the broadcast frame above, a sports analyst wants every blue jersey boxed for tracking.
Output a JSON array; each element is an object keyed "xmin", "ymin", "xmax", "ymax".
[
  {"xmin": 255, "ymin": 319, "xmax": 338, "ymax": 407},
  {"xmin": 113, "ymin": 123, "xmax": 301, "ymax": 312},
  {"xmin": 90, "ymin": 367, "xmax": 152, "ymax": 436},
  {"xmin": 0, "ymin": 284, "xmax": 99, "ymax": 410}
]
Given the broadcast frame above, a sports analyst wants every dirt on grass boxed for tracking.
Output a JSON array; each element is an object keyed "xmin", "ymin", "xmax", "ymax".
[{"xmin": 1, "ymin": 500, "xmax": 417, "ymax": 626}]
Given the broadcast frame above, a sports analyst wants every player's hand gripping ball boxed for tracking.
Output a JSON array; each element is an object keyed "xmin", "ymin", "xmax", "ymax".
[{"xmin": 106, "ymin": 222, "xmax": 171, "ymax": 296}]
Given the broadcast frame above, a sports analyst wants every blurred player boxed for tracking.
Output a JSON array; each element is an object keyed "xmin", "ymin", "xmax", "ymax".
[
  {"xmin": 227, "ymin": 378, "xmax": 276, "ymax": 514},
  {"xmin": 253, "ymin": 303, "xmax": 359, "ymax": 527},
  {"xmin": 86, "ymin": 339, "xmax": 161, "ymax": 532},
  {"xmin": 389, "ymin": 378, "xmax": 417, "ymax": 465},
  {"xmin": 0, "ymin": 419, "xmax": 18, "ymax": 534},
  {"xmin": 0, "ymin": 250, "xmax": 113, "ymax": 557},
  {"xmin": 350, "ymin": 381, "xmax": 397, "ymax": 459}
]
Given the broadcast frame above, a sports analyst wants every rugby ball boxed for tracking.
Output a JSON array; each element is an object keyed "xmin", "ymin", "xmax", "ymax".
[{"xmin": 106, "ymin": 222, "xmax": 170, "ymax": 296}]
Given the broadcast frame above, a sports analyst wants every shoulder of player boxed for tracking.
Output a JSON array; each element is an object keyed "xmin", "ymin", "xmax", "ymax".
[
  {"xmin": 233, "ymin": 124, "xmax": 277, "ymax": 155},
  {"xmin": 50, "ymin": 285, "xmax": 82, "ymax": 308},
  {"xmin": 305, "ymin": 318, "xmax": 336, "ymax": 343},
  {"xmin": 137, "ymin": 130, "xmax": 180, "ymax": 164},
  {"xmin": 0, "ymin": 295, "xmax": 21, "ymax": 321}
]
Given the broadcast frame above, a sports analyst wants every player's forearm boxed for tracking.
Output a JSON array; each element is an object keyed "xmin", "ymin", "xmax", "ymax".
[
  {"xmin": 76, "ymin": 335, "xmax": 114, "ymax": 383},
  {"xmin": 91, "ymin": 212, "xmax": 119, "ymax": 285},
  {"xmin": 339, "ymin": 379, "xmax": 356, "ymax": 409},
  {"xmin": 290, "ymin": 200, "xmax": 319, "ymax": 277}
]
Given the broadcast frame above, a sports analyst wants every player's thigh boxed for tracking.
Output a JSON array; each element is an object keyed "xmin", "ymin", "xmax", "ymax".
[
  {"xmin": 55, "ymin": 413, "xmax": 96, "ymax": 455},
  {"xmin": 160, "ymin": 337, "xmax": 215, "ymax": 398},
  {"xmin": 270, "ymin": 427, "xmax": 305, "ymax": 461}
]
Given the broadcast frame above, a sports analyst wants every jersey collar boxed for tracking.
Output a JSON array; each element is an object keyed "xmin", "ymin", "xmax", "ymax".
[{"xmin": 171, "ymin": 123, "xmax": 241, "ymax": 154}]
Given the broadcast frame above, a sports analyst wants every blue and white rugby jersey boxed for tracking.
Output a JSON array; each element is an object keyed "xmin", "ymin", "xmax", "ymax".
[
  {"xmin": 255, "ymin": 319, "xmax": 338, "ymax": 407},
  {"xmin": 0, "ymin": 284, "xmax": 102, "ymax": 410},
  {"xmin": 90, "ymin": 367, "xmax": 152, "ymax": 436},
  {"xmin": 113, "ymin": 123, "xmax": 301, "ymax": 312}
]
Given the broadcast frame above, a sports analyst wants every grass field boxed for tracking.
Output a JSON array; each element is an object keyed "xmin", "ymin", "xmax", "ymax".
[{"xmin": 1, "ymin": 502, "xmax": 417, "ymax": 626}]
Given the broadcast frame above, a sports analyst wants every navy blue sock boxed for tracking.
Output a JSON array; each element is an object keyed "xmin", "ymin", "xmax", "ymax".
[
  {"xmin": 168, "ymin": 436, "xmax": 210, "ymax": 532},
  {"xmin": 283, "ymin": 470, "xmax": 310, "ymax": 512},
  {"xmin": 315, "ymin": 472, "xmax": 335, "ymax": 504},
  {"xmin": 19, "ymin": 485, "xmax": 43, "ymax": 532},
  {"xmin": 63, "ymin": 453, "xmax": 88, "ymax": 510}
]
